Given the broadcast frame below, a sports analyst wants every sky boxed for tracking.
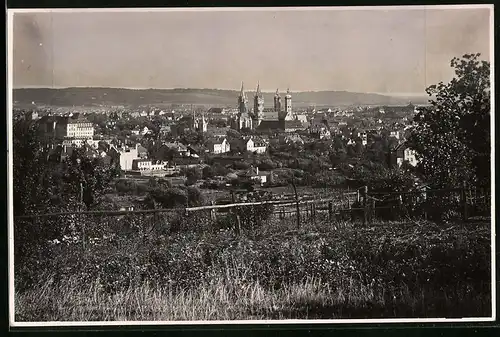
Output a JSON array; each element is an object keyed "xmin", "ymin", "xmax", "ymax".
[{"xmin": 10, "ymin": 6, "xmax": 492, "ymax": 94}]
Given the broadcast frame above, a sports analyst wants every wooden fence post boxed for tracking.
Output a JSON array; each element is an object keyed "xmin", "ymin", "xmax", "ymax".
[
  {"xmin": 231, "ymin": 192, "xmax": 241, "ymax": 234},
  {"xmin": 210, "ymin": 201, "xmax": 216, "ymax": 221},
  {"xmin": 397, "ymin": 194, "xmax": 402, "ymax": 221},
  {"xmin": 79, "ymin": 183, "xmax": 86, "ymax": 253},
  {"xmin": 236, "ymin": 207, "xmax": 242, "ymax": 234},
  {"xmin": 461, "ymin": 181, "xmax": 468, "ymax": 222},
  {"xmin": 292, "ymin": 179, "xmax": 301, "ymax": 229},
  {"xmin": 362, "ymin": 186, "xmax": 368, "ymax": 226},
  {"xmin": 312, "ymin": 203, "xmax": 316, "ymax": 224},
  {"xmin": 371, "ymin": 197, "xmax": 376, "ymax": 224},
  {"xmin": 357, "ymin": 189, "xmax": 361, "ymax": 203}
]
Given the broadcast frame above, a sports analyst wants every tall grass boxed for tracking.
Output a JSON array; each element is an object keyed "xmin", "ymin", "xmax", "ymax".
[
  {"xmin": 16, "ymin": 275, "xmax": 490, "ymax": 321},
  {"xmin": 14, "ymin": 215, "xmax": 492, "ymax": 321}
]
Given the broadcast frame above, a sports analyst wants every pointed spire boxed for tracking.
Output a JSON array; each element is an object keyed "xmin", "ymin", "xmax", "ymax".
[
  {"xmin": 240, "ymin": 81, "xmax": 245, "ymax": 96},
  {"xmin": 256, "ymin": 82, "xmax": 261, "ymax": 95}
]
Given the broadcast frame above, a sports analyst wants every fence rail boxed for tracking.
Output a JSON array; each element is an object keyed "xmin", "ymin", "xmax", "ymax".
[{"xmin": 15, "ymin": 183, "xmax": 490, "ymax": 230}]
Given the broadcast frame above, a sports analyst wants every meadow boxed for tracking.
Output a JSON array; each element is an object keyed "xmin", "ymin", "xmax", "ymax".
[{"xmin": 14, "ymin": 209, "xmax": 491, "ymax": 321}]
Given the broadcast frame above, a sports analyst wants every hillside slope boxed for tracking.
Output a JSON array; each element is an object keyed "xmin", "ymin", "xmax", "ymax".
[{"xmin": 13, "ymin": 87, "xmax": 428, "ymax": 108}]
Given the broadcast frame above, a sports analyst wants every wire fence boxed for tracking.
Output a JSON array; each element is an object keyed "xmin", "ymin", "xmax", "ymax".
[{"xmin": 14, "ymin": 183, "xmax": 491, "ymax": 252}]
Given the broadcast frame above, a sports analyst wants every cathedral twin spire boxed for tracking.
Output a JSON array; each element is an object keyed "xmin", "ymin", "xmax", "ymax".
[
  {"xmin": 240, "ymin": 83, "xmax": 289, "ymax": 98},
  {"xmin": 238, "ymin": 82, "xmax": 291, "ymax": 116}
]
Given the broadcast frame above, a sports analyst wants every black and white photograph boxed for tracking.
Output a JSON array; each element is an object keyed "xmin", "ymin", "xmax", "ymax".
[{"xmin": 7, "ymin": 5, "xmax": 494, "ymax": 325}]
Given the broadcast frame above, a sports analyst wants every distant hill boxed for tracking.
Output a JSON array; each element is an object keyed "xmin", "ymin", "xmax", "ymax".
[{"xmin": 13, "ymin": 87, "xmax": 429, "ymax": 108}]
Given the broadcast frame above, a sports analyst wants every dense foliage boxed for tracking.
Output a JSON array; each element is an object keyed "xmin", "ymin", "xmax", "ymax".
[
  {"xmin": 13, "ymin": 116, "xmax": 120, "ymax": 287},
  {"xmin": 409, "ymin": 54, "xmax": 491, "ymax": 188},
  {"xmin": 15, "ymin": 214, "xmax": 491, "ymax": 319}
]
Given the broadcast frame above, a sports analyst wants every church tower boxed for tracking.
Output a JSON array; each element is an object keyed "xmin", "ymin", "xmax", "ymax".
[
  {"xmin": 274, "ymin": 89, "xmax": 282, "ymax": 113},
  {"xmin": 200, "ymin": 112, "xmax": 207, "ymax": 133},
  {"xmin": 253, "ymin": 82, "xmax": 264, "ymax": 127},
  {"xmin": 192, "ymin": 111, "xmax": 199, "ymax": 130},
  {"xmin": 234, "ymin": 81, "xmax": 252, "ymax": 130},
  {"xmin": 238, "ymin": 82, "xmax": 248, "ymax": 115},
  {"xmin": 284, "ymin": 87, "xmax": 292, "ymax": 117}
]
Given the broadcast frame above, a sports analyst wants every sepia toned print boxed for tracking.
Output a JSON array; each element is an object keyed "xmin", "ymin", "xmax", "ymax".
[{"xmin": 8, "ymin": 6, "xmax": 494, "ymax": 325}]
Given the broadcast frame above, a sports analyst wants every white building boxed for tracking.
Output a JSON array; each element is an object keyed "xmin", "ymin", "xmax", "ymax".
[
  {"xmin": 244, "ymin": 167, "xmax": 268, "ymax": 185},
  {"xmin": 389, "ymin": 130, "xmax": 400, "ymax": 140},
  {"xmin": 140, "ymin": 126, "xmax": 151, "ymax": 136},
  {"xmin": 207, "ymin": 137, "xmax": 231, "ymax": 154},
  {"xmin": 62, "ymin": 138, "xmax": 85, "ymax": 148},
  {"xmin": 244, "ymin": 138, "xmax": 267, "ymax": 154},
  {"xmin": 132, "ymin": 159, "xmax": 152, "ymax": 171},
  {"xmin": 403, "ymin": 148, "xmax": 419, "ymax": 167},
  {"xmin": 361, "ymin": 132, "xmax": 367, "ymax": 146},
  {"xmin": 295, "ymin": 114, "xmax": 308, "ymax": 123},
  {"xmin": 66, "ymin": 115, "xmax": 94, "ymax": 139},
  {"xmin": 108, "ymin": 144, "xmax": 142, "ymax": 171}
]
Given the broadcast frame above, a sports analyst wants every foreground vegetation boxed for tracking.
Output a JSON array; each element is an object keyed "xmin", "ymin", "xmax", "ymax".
[{"xmin": 15, "ymin": 215, "xmax": 491, "ymax": 321}]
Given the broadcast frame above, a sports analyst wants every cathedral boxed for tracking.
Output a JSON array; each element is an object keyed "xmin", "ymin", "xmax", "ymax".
[
  {"xmin": 231, "ymin": 82, "xmax": 299, "ymax": 132},
  {"xmin": 192, "ymin": 111, "xmax": 207, "ymax": 133}
]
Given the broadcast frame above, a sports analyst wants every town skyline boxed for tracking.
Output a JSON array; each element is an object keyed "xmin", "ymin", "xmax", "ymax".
[{"xmin": 11, "ymin": 6, "xmax": 491, "ymax": 93}]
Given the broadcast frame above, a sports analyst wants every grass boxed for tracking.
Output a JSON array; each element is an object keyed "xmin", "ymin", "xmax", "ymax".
[
  {"xmin": 16, "ymin": 274, "xmax": 490, "ymax": 321},
  {"xmin": 14, "ymin": 214, "xmax": 492, "ymax": 322}
]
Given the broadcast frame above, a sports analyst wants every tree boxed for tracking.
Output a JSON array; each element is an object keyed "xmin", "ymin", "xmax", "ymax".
[
  {"xmin": 13, "ymin": 117, "xmax": 120, "ymax": 288},
  {"xmin": 13, "ymin": 118, "xmax": 55, "ymax": 215},
  {"xmin": 212, "ymin": 162, "xmax": 229, "ymax": 176},
  {"xmin": 202, "ymin": 165, "xmax": 214, "ymax": 179},
  {"xmin": 409, "ymin": 54, "xmax": 490, "ymax": 188},
  {"xmin": 62, "ymin": 148, "xmax": 120, "ymax": 210},
  {"xmin": 226, "ymin": 129, "xmax": 241, "ymax": 140},
  {"xmin": 146, "ymin": 187, "xmax": 187, "ymax": 208},
  {"xmin": 185, "ymin": 167, "xmax": 202, "ymax": 186},
  {"xmin": 182, "ymin": 130, "xmax": 203, "ymax": 146},
  {"xmin": 186, "ymin": 186, "xmax": 204, "ymax": 206}
]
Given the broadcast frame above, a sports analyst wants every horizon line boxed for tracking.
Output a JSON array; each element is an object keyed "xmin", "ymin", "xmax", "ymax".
[{"xmin": 12, "ymin": 86, "xmax": 428, "ymax": 97}]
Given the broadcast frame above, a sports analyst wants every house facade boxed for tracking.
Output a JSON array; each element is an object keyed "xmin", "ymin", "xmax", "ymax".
[
  {"xmin": 207, "ymin": 137, "xmax": 231, "ymax": 154},
  {"xmin": 132, "ymin": 159, "xmax": 167, "ymax": 171},
  {"xmin": 108, "ymin": 144, "xmax": 143, "ymax": 171},
  {"xmin": 67, "ymin": 115, "xmax": 94, "ymax": 139},
  {"xmin": 244, "ymin": 138, "xmax": 267, "ymax": 154}
]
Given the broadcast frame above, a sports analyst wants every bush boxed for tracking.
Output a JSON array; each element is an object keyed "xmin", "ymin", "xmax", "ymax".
[
  {"xmin": 148, "ymin": 187, "xmax": 187, "ymax": 208},
  {"xmin": 232, "ymin": 161, "xmax": 251, "ymax": 170},
  {"xmin": 186, "ymin": 167, "xmax": 202, "ymax": 186},
  {"xmin": 187, "ymin": 186, "xmax": 204, "ymax": 206}
]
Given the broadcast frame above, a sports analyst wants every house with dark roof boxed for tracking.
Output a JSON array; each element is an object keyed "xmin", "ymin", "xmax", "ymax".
[
  {"xmin": 136, "ymin": 144, "xmax": 149, "ymax": 158},
  {"xmin": 239, "ymin": 166, "xmax": 269, "ymax": 185},
  {"xmin": 283, "ymin": 120, "xmax": 305, "ymax": 133},
  {"xmin": 255, "ymin": 120, "xmax": 282, "ymax": 133},
  {"xmin": 186, "ymin": 145, "xmax": 202, "ymax": 158},
  {"xmin": 206, "ymin": 126, "xmax": 229, "ymax": 137},
  {"xmin": 279, "ymin": 134, "xmax": 305, "ymax": 145},
  {"xmin": 230, "ymin": 136, "xmax": 268, "ymax": 154},
  {"xmin": 170, "ymin": 156, "xmax": 202, "ymax": 170},
  {"xmin": 164, "ymin": 141, "xmax": 189, "ymax": 156}
]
